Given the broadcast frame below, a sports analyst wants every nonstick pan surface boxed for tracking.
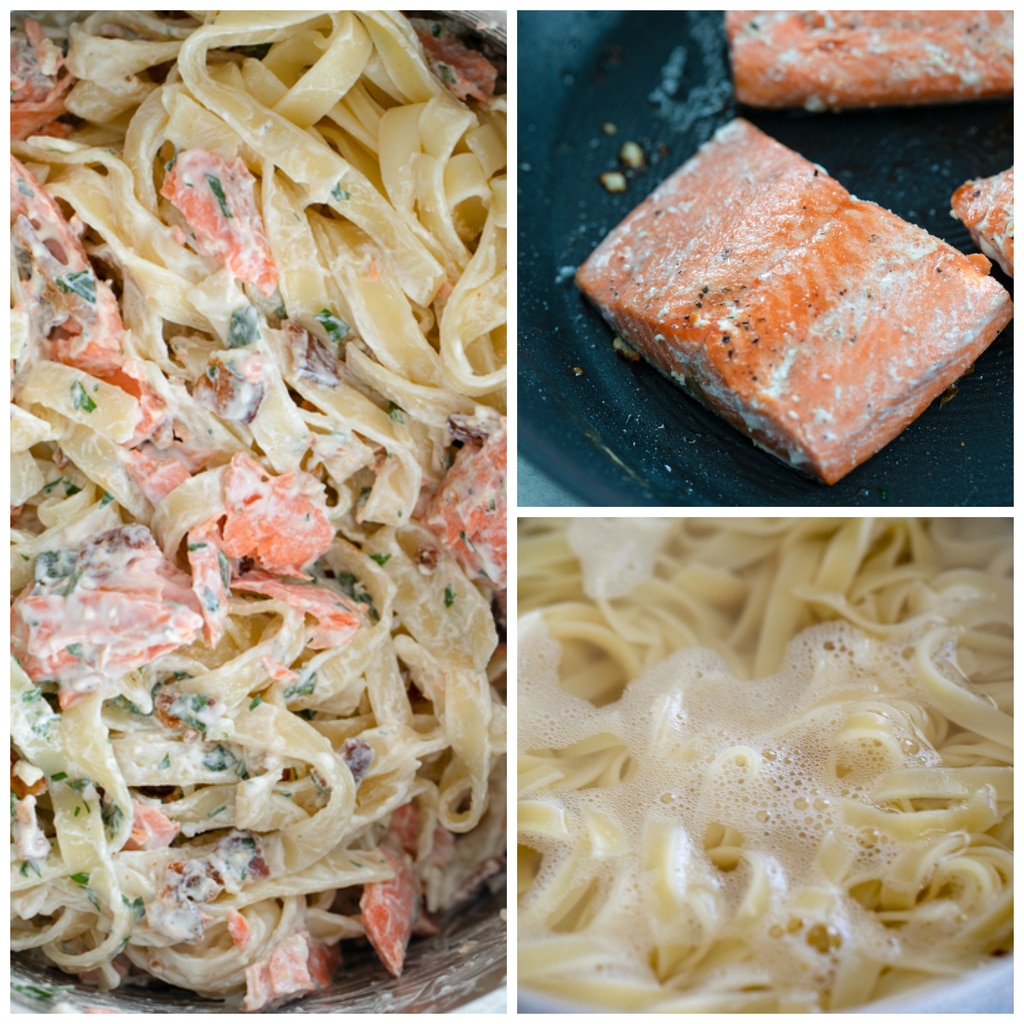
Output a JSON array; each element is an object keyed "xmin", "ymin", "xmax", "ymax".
[{"xmin": 518, "ymin": 10, "xmax": 1013, "ymax": 506}]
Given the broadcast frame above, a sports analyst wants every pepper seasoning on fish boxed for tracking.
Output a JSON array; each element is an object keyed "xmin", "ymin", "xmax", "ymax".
[
  {"xmin": 575, "ymin": 118, "xmax": 1013, "ymax": 485},
  {"xmin": 727, "ymin": 10, "xmax": 1014, "ymax": 111},
  {"xmin": 951, "ymin": 167, "xmax": 1014, "ymax": 278}
]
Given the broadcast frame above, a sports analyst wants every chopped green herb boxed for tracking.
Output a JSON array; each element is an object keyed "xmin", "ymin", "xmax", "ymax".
[
  {"xmin": 22, "ymin": 687, "xmax": 43, "ymax": 703},
  {"xmin": 70, "ymin": 380, "xmax": 97, "ymax": 413},
  {"xmin": 12, "ymin": 982, "xmax": 74, "ymax": 1002},
  {"xmin": 227, "ymin": 305, "xmax": 259, "ymax": 348},
  {"xmin": 369, "ymin": 552, "xmax": 391, "ymax": 566},
  {"xmin": 67, "ymin": 779, "xmax": 90, "ymax": 793},
  {"xmin": 55, "ymin": 270, "xmax": 96, "ymax": 303},
  {"xmin": 157, "ymin": 753, "xmax": 171, "ymax": 770},
  {"xmin": 122, "ymin": 894, "xmax": 145, "ymax": 921},
  {"xmin": 51, "ymin": 771, "xmax": 67, "ymax": 781},
  {"xmin": 63, "ymin": 480, "xmax": 82, "ymax": 496},
  {"xmin": 164, "ymin": 142, "xmax": 178, "ymax": 172},
  {"xmin": 202, "ymin": 744, "xmax": 237, "ymax": 772},
  {"xmin": 235, "ymin": 42, "xmax": 272, "ymax": 59},
  {"xmin": 202, "ymin": 586, "xmax": 220, "ymax": 612},
  {"xmin": 207, "ymin": 804, "xmax": 227, "ymax": 818},
  {"xmin": 218, "ymin": 549, "xmax": 232, "ymax": 591},
  {"xmin": 35, "ymin": 549, "xmax": 77, "ymax": 588},
  {"xmin": 444, "ymin": 584, "xmax": 456, "ymax": 608},
  {"xmin": 314, "ymin": 308, "xmax": 349, "ymax": 343},
  {"xmin": 436, "ymin": 62, "xmax": 458, "ymax": 87},
  {"xmin": 19, "ymin": 859, "xmax": 42, "ymax": 877},
  {"xmin": 330, "ymin": 181, "xmax": 351, "ymax": 201},
  {"xmin": 100, "ymin": 491, "xmax": 115, "ymax": 506},
  {"xmin": 387, "ymin": 401, "xmax": 405, "ymax": 423},
  {"xmin": 70, "ymin": 871, "xmax": 91, "ymax": 885},
  {"xmin": 168, "ymin": 693, "xmax": 216, "ymax": 734},
  {"xmin": 66, "ymin": 643, "xmax": 84, "ymax": 659},
  {"xmin": 249, "ymin": 694, "xmax": 263, "ymax": 711},
  {"xmin": 284, "ymin": 676, "xmax": 317, "ymax": 700},
  {"xmin": 206, "ymin": 173, "xmax": 232, "ymax": 218},
  {"xmin": 16, "ymin": 177, "xmax": 35, "ymax": 197},
  {"xmin": 101, "ymin": 800, "xmax": 125, "ymax": 835},
  {"xmin": 187, "ymin": 542, "xmax": 208, "ymax": 551},
  {"xmin": 335, "ymin": 572, "xmax": 377, "ymax": 620},
  {"xmin": 431, "ymin": 21, "xmax": 441, "ymax": 37}
]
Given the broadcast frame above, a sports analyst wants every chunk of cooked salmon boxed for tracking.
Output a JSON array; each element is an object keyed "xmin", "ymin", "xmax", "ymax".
[
  {"xmin": 125, "ymin": 444, "xmax": 193, "ymax": 506},
  {"xmin": 413, "ymin": 20, "xmax": 498, "ymax": 102},
  {"xmin": 160, "ymin": 148, "xmax": 279, "ymax": 296},
  {"xmin": 243, "ymin": 931, "xmax": 340, "ymax": 1012},
  {"xmin": 10, "ymin": 525, "xmax": 204, "ymax": 704},
  {"xmin": 232, "ymin": 570, "xmax": 362, "ymax": 650},
  {"xmin": 360, "ymin": 847, "xmax": 419, "ymax": 977},
  {"xmin": 423, "ymin": 413, "xmax": 506, "ymax": 588},
  {"xmin": 951, "ymin": 167, "xmax": 1014, "ymax": 277},
  {"xmin": 12, "ymin": 156, "xmax": 166, "ymax": 444},
  {"xmin": 11, "ymin": 19, "xmax": 73, "ymax": 140},
  {"xmin": 123, "ymin": 800, "xmax": 180, "ymax": 851},
  {"xmin": 219, "ymin": 452, "xmax": 334, "ymax": 576},
  {"xmin": 727, "ymin": 11, "xmax": 1014, "ymax": 111},
  {"xmin": 575, "ymin": 118, "xmax": 1013, "ymax": 485},
  {"xmin": 186, "ymin": 521, "xmax": 231, "ymax": 647}
]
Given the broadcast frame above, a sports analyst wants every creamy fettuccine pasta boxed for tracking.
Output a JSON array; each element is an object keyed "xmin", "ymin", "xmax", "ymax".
[
  {"xmin": 11, "ymin": 10, "xmax": 506, "ymax": 1010},
  {"xmin": 519, "ymin": 518, "xmax": 1011, "ymax": 1012}
]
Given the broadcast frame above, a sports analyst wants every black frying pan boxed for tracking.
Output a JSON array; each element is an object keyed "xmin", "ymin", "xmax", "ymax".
[{"xmin": 518, "ymin": 10, "xmax": 1013, "ymax": 506}]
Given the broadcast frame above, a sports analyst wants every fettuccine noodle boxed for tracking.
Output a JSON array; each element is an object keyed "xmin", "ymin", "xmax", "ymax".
[
  {"xmin": 519, "ymin": 518, "xmax": 1011, "ymax": 1012},
  {"xmin": 11, "ymin": 10, "xmax": 505, "ymax": 1010}
]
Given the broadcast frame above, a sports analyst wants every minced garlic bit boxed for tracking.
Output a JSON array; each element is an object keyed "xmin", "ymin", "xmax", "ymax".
[
  {"xmin": 619, "ymin": 141, "xmax": 645, "ymax": 169},
  {"xmin": 599, "ymin": 171, "xmax": 627, "ymax": 193},
  {"xmin": 612, "ymin": 336, "xmax": 641, "ymax": 361}
]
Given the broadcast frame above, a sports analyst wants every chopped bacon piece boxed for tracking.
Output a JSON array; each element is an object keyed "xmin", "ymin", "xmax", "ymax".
[
  {"xmin": 233, "ymin": 570, "xmax": 362, "ymax": 649},
  {"xmin": 124, "ymin": 800, "xmax": 180, "ymax": 851},
  {"xmin": 360, "ymin": 847, "xmax": 419, "ymax": 977},
  {"xmin": 160, "ymin": 148, "xmax": 278, "ymax": 296},
  {"xmin": 193, "ymin": 351, "xmax": 268, "ymax": 424},
  {"xmin": 341, "ymin": 737, "xmax": 374, "ymax": 784},
  {"xmin": 243, "ymin": 931, "xmax": 340, "ymax": 1012},
  {"xmin": 423, "ymin": 413, "xmax": 506, "ymax": 588}
]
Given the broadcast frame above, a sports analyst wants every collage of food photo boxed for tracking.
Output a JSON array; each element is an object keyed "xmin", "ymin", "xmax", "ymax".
[{"xmin": 9, "ymin": 6, "xmax": 1014, "ymax": 1017}]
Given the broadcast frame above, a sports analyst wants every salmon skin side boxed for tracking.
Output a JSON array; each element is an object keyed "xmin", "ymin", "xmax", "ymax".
[
  {"xmin": 951, "ymin": 167, "xmax": 1014, "ymax": 278},
  {"xmin": 726, "ymin": 11, "xmax": 1014, "ymax": 111},
  {"xmin": 575, "ymin": 118, "xmax": 1013, "ymax": 486}
]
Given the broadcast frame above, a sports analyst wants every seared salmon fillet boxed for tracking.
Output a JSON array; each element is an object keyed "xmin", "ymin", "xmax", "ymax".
[
  {"xmin": 951, "ymin": 167, "xmax": 1014, "ymax": 277},
  {"xmin": 575, "ymin": 118, "xmax": 1013, "ymax": 485},
  {"xmin": 727, "ymin": 11, "xmax": 1014, "ymax": 111}
]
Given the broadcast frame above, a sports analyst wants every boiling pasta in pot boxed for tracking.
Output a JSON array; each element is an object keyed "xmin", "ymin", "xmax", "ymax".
[
  {"xmin": 11, "ymin": 10, "xmax": 506, "ymax": 1011},
  {"xmin": 518, "ymin": 518, "xmax": 1011, "ymax": 1012}
]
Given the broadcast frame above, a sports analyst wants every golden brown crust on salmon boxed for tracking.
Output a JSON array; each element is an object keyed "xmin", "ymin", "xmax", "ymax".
[
  {"xmin": 727, "ymin": 11, "xmax": 1014, "ymax": 111},
  {"xmin": 575, "ymin": 118, "xmax": 1014, "ymax": 485}
]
